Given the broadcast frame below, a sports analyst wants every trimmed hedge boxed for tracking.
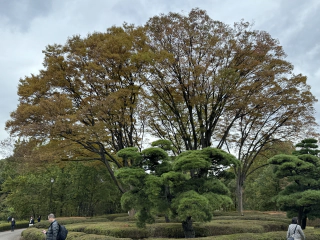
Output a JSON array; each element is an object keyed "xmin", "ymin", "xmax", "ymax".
[
  {"xmin": 17, "ymin": 212, "xmax": 320, "ymax": 240},
  {"xmin": 21, "ymin": 228, "xmax": 131, "ymax": 240},
  {"xmin": 66, "ymin": 222, "xmax": 149, "ymax": 239},
  {"xmin": 0, "ymin": 221, "xmax": 29, "ymax": 231}
]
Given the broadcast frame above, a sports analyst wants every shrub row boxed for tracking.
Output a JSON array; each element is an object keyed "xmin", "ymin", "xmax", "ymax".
[
  {"xmin": 18, "ymin": 212, "xmax": 320, "ymax": 240},
  {"xmin": 19, "ymin": 223, "xmax": 320, "ymax": 240},
  {"xmin": 21, "ymin": 228, "xmax": 131, "ymax": 240},
  {"xmin": 0, "ymin": 221, "xmax": 29, "ymax": 231},
  {"xmin": 29, "ymin": 219, "xmax": 288, "ymax": 239}
]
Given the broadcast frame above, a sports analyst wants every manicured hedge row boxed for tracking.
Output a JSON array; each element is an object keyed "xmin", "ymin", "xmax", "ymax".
[
  {"xmin": 196, "ymin": 220, "xmax": 287, "ymax": 236},
  {"xmin": 66, "ymin": 222, "xmax": 149, "ymax": 239},
  {"xmin": 19, "ymin": 223, "xmax": 320, "ymax": 240},
  {"xmin": 31, "ymin": 219, "xmax": 289, "ymax": 239},
  {"xmin": 31, "ymin": 220, "xmax": 288, "ymax": 239},
  {"xmin": 0, "ymin": 221, "xmax": 29, "ymax": 231},
  {"xmin": 21, "ymin": 228, "xmax": 131, "ymax": 240}
]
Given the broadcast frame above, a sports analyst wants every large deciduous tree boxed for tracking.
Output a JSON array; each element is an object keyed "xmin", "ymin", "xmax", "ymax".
[
  {"xmin": 5, "ymin": 9, "xmax": 317, "ymax": 213},
  {"xmin": 143, "ymin": 8, "xmax": 317, "ymax": 213},
  {"xmin": 6, "ymin": 25, "xmax": 152, "ymax": 193}
]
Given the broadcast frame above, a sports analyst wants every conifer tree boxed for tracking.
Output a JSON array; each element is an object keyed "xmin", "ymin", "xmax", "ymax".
[{"xmin": 269, "ymin": 139, "xmax": 320, "ymax": 229}]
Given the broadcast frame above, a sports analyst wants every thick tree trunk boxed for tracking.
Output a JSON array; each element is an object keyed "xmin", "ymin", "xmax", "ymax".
[
  {"xmin": 128, "ymin": 209, "xmax": 136, "ymax": 217},
  {"xmin": 298, "ymin": 207, "xmax": 303, "ymax": 226},
  {"xmin": 182, "ymin": 216, "xmax": 195, "ymax": 238},
  {"xmin": 301, "ymin": 216, "xmax": 307, "ymax": 230},
  {"xmin": 236, "ymin": 174, "xmax": 245, "ymax": 215}
]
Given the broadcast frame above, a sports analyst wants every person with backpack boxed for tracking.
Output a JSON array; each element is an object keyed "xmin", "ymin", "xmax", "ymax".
[
  {"xmin": 287, "ymin": 217, "xmax": 305, "ymax": 240},
  {"xmin": 42, "ymin": 213, "xmax": 59, "ymax": 240}
]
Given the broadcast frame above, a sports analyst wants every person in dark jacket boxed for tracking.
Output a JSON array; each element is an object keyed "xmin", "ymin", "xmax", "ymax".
[
  {"xmin": 37, "ymin": 215, "xmax": 41, "ymax": 222},
  {"xmin": 29, "ymin": 216, "xmax": 35, "ymax": 227},
  {"xmin": 11, "ymin": 217, "xmax": 16, "ymax": 232},
  {"xmin": 42, "ymin": 213, "xmax": 59, "ymax": 240}
]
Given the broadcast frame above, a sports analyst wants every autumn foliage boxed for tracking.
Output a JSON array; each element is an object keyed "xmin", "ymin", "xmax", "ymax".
[{"xmin": 6, "ymin": 9, "xmax": 317, "ymax": 208}]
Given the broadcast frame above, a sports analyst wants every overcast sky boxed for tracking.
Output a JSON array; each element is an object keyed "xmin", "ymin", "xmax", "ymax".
[{"xmin": 1, "ymin": 0, "xmax": 320, "ymax": 157}]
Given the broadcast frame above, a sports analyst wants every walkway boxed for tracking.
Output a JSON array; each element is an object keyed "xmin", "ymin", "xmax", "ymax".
[{"xmin": 0, "ymin": 228, "xmax": 26, "ymax": 240}]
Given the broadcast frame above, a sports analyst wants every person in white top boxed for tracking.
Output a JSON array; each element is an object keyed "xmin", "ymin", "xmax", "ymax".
[{"xmin": 287, "ymin": 217, "xmax": 305, "ymax": 240}]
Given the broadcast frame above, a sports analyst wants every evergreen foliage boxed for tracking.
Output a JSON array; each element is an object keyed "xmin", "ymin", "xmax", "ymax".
[
  {"xmin": 269, "ymin": 139, "xmax": 320, "ymax": 229},
  {"xmin": 115, "ymin": 145, "xmax": 238, "ymax": 237},
  {"xmin": 293, "ymin": 138, "xmax": 320, "ymax": 156}
]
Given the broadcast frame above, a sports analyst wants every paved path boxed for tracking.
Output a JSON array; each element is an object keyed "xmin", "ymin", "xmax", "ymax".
[{"xmin": 0, "ymin": 228, "xmax": 26, "ymax": 240}]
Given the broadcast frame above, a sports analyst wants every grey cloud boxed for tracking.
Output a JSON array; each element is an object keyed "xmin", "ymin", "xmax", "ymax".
[
  {"xmin": 262, "ymin": 0, "xmax": 320, "ymax": 65},
  {"xmin": 0, "ymin": 0, "xmax": 53, "ymax": 32}
]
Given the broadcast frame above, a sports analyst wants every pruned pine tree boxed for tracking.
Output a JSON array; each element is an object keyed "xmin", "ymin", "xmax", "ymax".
[
  {"xmin": 269, "ymin": 147, "xmax": 320, "ymax": 229},
  {"xmin": 293, "ymin": 138, "xmax": 320, "ymax": 156},
  {"xmin": 116, "ymin": 146, "xmax": 238, "ymax": 238}
]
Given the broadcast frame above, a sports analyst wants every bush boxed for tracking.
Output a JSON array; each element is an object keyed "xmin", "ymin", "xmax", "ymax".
[
  {"xmin": 147, "ymin": 223, "xmax": 184, "ymax": 238},
  {"xmin": 104, "ymin": 213, "xmax": 129, "ymax": 221},
  {"xmin": 0, "ymin": 221, "xmax": 29, "ymax": 231},
  {"xmin": 18, "ymin": 212, "xmax": 320, "ymax": 239},
  {"xmin": 65, "ymin": 222, "xmax": 149, "ymax": 239},
  {"xmin": 21, "ymin": 228, "xmax": 131, "ymax": 240}
]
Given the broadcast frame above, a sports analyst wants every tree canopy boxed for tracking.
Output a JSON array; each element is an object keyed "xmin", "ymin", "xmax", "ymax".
[
  {"xmin": 115, "ymin": 146, "xmax": 238, "ymax": 237},
  {"xmin": 5, "ymin": 9, "xmax": 318, "ymax": 212},
  {"xmin": 269, "ymin": 139, "xmax": 320, "ymax": 229}
]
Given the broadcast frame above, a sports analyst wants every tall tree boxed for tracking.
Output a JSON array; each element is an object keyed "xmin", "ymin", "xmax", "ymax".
[
  {"xmin": 144, "ymin": 8, "xmax": 317, "ymax": 213},
  {"xmin": 6, "ymin": 25, "xmax": 152, "ymax": 193},
  {"xmin": 269, "ymin": 141, "xmax": 320, "ymax": 229},
  {"xmin": 5, "ymin": 8, "xmax": 318, "ymax": 213},
  {"xmin": 244, "ymin": 141, "xmax": 294, "ymax": 211},
  {"xmin": 1, "ymin": 160, "xmax": 121, "ymax": 218}
]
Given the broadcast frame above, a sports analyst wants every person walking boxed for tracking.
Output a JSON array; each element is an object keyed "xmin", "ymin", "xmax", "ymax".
[
  {"xmin": 42, "ymin": 213, "xmax": 59, "ymax": 240},
  {"xmin": 29, "ymin": 216, "xmax": 35, "ymax": 227},
  {"xmin": 11, "ymin": 217, "xmax": 16, "ymax": 232},
  {"xmin": 37, "ymin": 215, "xmax": 41, "ymax": 222},
  {"xmin": 287, "ymin": 217, "xmax": 306, "ymax": 240}
]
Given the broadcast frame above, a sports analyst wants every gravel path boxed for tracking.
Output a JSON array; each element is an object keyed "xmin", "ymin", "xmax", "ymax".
[{"xmin": 0, "ymin": 228, "xmax": 26, "ymax": 240}]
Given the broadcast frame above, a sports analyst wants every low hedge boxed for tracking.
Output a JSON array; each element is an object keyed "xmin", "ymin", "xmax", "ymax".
[
  {"xmin": 27, "ymin": 219, "xmax": 289, "ymax": 239},
  {"xmin": 19, "ymin": 223, "xmax": 320, "ymax": 240},
  {"xmin": 21, "ymin": 228, "xmax": 131, "ymax": 240},
  {"xmin": 18, "ymin": 212, "xmax": 320, "ymax": 240},
  {"xmin": 0, "ymin": 221, "xmax": 29, "ymax": 231},
  {"xmin": 67, "ymin": 222, "xmax": 149, "ymax": 239},
  {"xmin": 33, "ymin": 217, "xmax": 101, "ymax": 228},
  {"xmin": 197, "ymin": 219, "xmax": 287, "ymax": 236},
  {"xmin": 148, "ymin": 228, "xmax": 320, "ymax": 240},
  {"xmin": 147, "ymin": 223, "xmax": 185, "ymax": 238}
]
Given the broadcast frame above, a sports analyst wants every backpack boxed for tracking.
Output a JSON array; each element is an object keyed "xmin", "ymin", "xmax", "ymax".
[{"xmin": 57, "ymin": 223, "xmax": 68, "ymax": 240}]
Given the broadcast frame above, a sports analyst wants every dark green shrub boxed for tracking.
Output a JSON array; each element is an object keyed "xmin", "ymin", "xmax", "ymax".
[
  {"xmin": 104, "ymin": 213, "xmax": 128, "ymax": 221},
  {"xmin": 20, "ymin": 228, "xmax": 131, "ymax": 240},
  {"xmin": 147, "ymin": 223, "xmax": 184, "ymax": 238},
  {"xmin": 0, "ymin": 221, "xmax": 29, "ymax": 231}
]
